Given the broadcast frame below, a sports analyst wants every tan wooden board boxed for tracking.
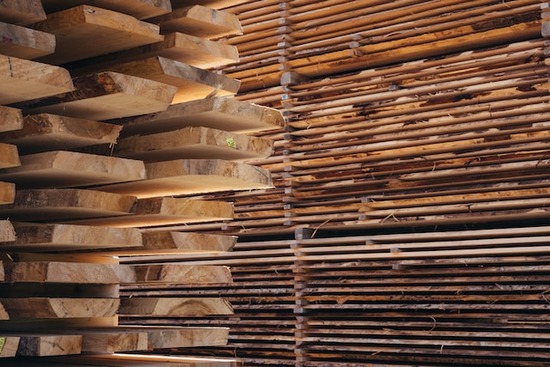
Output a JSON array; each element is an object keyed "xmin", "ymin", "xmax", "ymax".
[
  {"xmin": 0, "ymin": 150, "xmax": 145, "ymax": 188},
  {"xmin": 0, "ymin": 283, "xmax": 119, "ymax": 299},
  {"xmin": 34, "ymin": 5, "xmax": 163, "ymax": 65},
  {"xmin": 24, "ymin": 72, "xmax": 176, "ymax": 121},
  {"xmin": 171, "ymin": 0, "xmax": 250, "ymax": 10},
  {"xmin": 0, "ymin": 55, "xmax": 74, "ymax": 105},
  {"xmin": 70, "ymin": 197, "xmax": 233, "ymax": 228},
  {"xmin": 81, "ymin": 331, "xmax": 148, "ymax": 353},
  {"xmin": 100, "ymin": 56, "xmax": 240, "ymax": 103},
  {"xmin": 0, "ymin": 223, "xmax": 141, "ymax": 252},
  {"xmin": 0, "ymin": 221, "xmax": 14, "ymax": 244},
  {"xmin": 97, "ymin": 159, "xmax": 272, "ymax": 198},
  {"xmin": 141, "ymin": 231, "xmax": 236, "ymax": 251},
  {"xmin": 117, "ymin": 264, "xmax": 232, "ymax": 284},
  {"xmin": 2, "ymin": 262, "xmax": 119, "ymax": 284},
  {"xmin": 119, "ymin": 297, "xmax": 233, "ymax": 316},
  {"xmin": 0, "ymin": 21, "xmax": 54, "ymax": 60},
  {"xmin": 0, "ymin": 182, "xmax": 15, "ymax": 205},
  {"xmin": 0, "ymin": 0, "xmax": 46, "ymax": 25},
  {"xmin": 43, "ymin": 353, "xmax": 238, "ymax": 366},
  {"xmin": 0, "ymin": 106, "xmax": 23, "ymax": 133},
  {"xmin": 41, "ymin": 0, "xmax": 171, "ymax": 19},
  {"xmin": 0, "ymin": 144, "xmax": 19, "ymax": 170},
  {"xmin": 17, "ymin": 335, "xmax": 82, "ymax": 357},
  {"xmin": 0, "ymin": 189, "xmax": 136, "ymax": 222},
  {"xmin": 115, "ymin": 126, "xmax": 273, "ymax": 163},
  {"xmin": 1, "ymin": 298, "xmax": 119, "ymax": 319},
  {"xmin": 0, "ymin": 113, "xmax": 121, "ymax": 154},
  {"xmin": 0, "ymin": 316, "xmax": 119, "ymax": 331},
  {"xmin": 147, "ymin": 327, "xmax": 229, "ymax": 349},
  {"xmin": 0, "ymin": 336, "xmax": 19, "ymax": 358},
  {"xmin": 151, "ymin": 5, "xmax": 242, "ymax": 39}
]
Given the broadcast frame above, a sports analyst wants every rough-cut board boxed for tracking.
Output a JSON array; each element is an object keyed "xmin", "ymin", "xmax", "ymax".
[
  {"xmin": 0, "ymin": 221, "xmax": 15, "ymax": 243},
  {"xmin": 171, "ymin": 0, "xmax": 250, "ymax": 10},
  {"xmin": 117, "ymin": 264, "xmax": 232, "ymax": 284},
  {"xmin": 0, "ymin": 107, "xmax": 23, "ymax": 133},
  {"xmin": 0, "ymin": 151, "xmax": 145, "ymax": 189},
  {"xmin": 81, "ymin": 331, "xmax": 148, "ymax": 353},
  {"xmin": 17, "ymin": 335, "xmax": 82, "ymax": 356},
  {"xmin": 151, "ymin": 5, "xmax": 243, "ymax": 39},
  {"xmin": 0, "ymin": 55, "xmax": 74, "ymax": 105},
  {"xmin": 0, "ymin": 0, "xmax": 46, "ymax": 25},
  {"xmin": 147, "ymin": 327, "xmax": 229, "ymax": 349},
  {"xmin": 141, "ymin": 231, "xmax": 236, "ymax": 252},
  {"xmin": 0, "ymin": 21, "xmax": 55, "ymax": 60},
  {"xmin": 1, "ymin": 298, "xmax": 119, "ymax": 319},
  {"xmin": 119, "ymin": 297, "xmax": 233, "ymax": 316},
  {"xmin": 33, "ymin": 5, "xmax": 163, "ymax": 65},
  {"xmin": 0, "ymin": 283, "xmax": 119, "ymax": 299},
  {"xmin": 39, "ymin": 354, "xmax": 238, "ymax": 366},
  {"xmin": 0, "ymin": 182, "xmax": 15, "ymax": 205},
  {"xmin": 118, "ymin": 96, "xmax": 284, "ymax": 136},
  {"xmin": 0, "ymin": 223, "xmax": 141, "ymax": 252},
  {"xmin": 98, "ymin": 56, "xmax": 240, "ymax": 104},
  {"xmin": 0, "ymin": 113, "xmax": 121, "ymax": 154},
  {"xmin": 2, "ymin": 262, "xmax": 119, "ymax": 284},
  {"xmin": 23, "ymin": 72, "xmax": 176, "ymax": 121},
  {"xmin": 70, "ymin": 197, "xmax": 233, "ymax": 227},
  {"xmin": 41, "ymin": 0, "xmax": 172, "ymax": 20},
  {"xmin": 0, "ymin": 189, "xmax": 136, "ymax": 222},
  {"xmin": 97, "ymin": 159, "xmax": 272, "ymax": 198},
  {"xmin": 0, "ymin": 316, "xmax": 119, "ymax": 331},
  {"xmin": 69, "ymin": 32, "xmax": 239, "ymax": 73},
  {"xmin": 115, "ymin": 126, "xmax": 273, "ymax": 163},
  {"xmin": 0, "ymin": 336, "xmax": 19, "ymax": 358}
]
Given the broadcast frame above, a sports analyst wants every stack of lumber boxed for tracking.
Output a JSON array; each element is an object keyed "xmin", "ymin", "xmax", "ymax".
[{"xmin": 0, "ymin": 0, "xmax": 283, "ymax": 366}]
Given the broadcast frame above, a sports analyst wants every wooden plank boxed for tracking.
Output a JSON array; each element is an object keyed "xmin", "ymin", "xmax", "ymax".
[
  {"xmin": 101, "ymin": 56, "xmax": 240, "ymax": 103},
  {"xmin": 17, "ymin": 335, "xmax": 82, "ymax": 357},
  {"xmin": 0, "ymin": 221, "xmax": 14, "ymax": 244},
  {"xmin": 119, "ymin": 96, "xmax": 284, "ymax": 136},
  {"xmin": 2, "ymin": 262, "xmax": 119, "ymax": 284},
  {"xmin": 0, "ymin": 21, "xmax": 55, "ymax": 59},
  {"xmin": 97, "ymin": 159, "xmax": 272, "ymax": 198},
  {"xmin": 41, "ymin": 353, "xmax": 239, "ymax": 366},
  {"xmin": 0, "ymin": 151, "xmax": 145, "ymax": 189},
  {"xmin": 0, "ymin": 107, "xmax": 23, "ymax": 133},
  {"xmin": 0, "ymin": 182, "xmax": 15, "ymax": 205},
  {"xmin": 117, "ymin": 264, "xmax": 232, "ymax": 284},
  {"xmin": 69, "ymin": 197, "xmax": 233, "ymax": 228},
  {"xmin": 81, "ymin": 331, "xmax": 148, "ymax": 353},
  {"xmin": 0, "ymin": 55, "xmax": 74, "ymax": 105},
  {"xmin": 115, "ymin": 126, "xmax": 273, "ymax": 163},
  {"xmin": 0, "ymin": 316, "xmax": 119, "ymax": 331},
  {"xmin": 33, "ymin": 5, "xmax": 163, "ymax": 65},
  {"xmin": 41, "ymin": 0, "xmax": 172, "ymax": 19},
  {"xmin": 23, "ymin": 72, "xmax": 176, "ymax": 121},
  {"xmin": 151, "ymin": 5, "xmax": 243, "ymax": 39},
  {"xmin": 171, "ymin": 0, "xmax": 250, "ymax": 10},
  {"xmin": 0, "ymin": 0, "xmax": 46, "ymax": 25},
  {"xmin": 0, "ymin": 223, "xmax": 141, "ymax": 252},
  {"xmin": 0, "ymin": 189, "xmax": 136, "ymax": 222},
  {"xmin": 1, "ymin": 298, "xmax": 119, "ymax": 319},
  {"xmin": 0, "ymin": 283, "xmax": 119, "ymax": 298},
  {"xmin": 0, "ymin": 113, "xmax": 121, "ymax": 155},
  {"xmin": 147, "ymin": 327, "xmax": 229, "ymax": 349},
  {"xmin": 0, "ymin": 144, "xmax": 19, "ymax": 170},
  {"xmin": 0, "ymin": 337, "xmax": 19, "ymax": 358},
  {"xmin": 119, "ymin": 297, "xmax": 233, "ymax": 316},
  {"xmin": 141, "ymin": 231, "xmax": 236, "ymax": 252}
]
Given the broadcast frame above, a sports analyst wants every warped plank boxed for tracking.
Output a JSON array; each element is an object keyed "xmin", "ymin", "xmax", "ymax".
[
  {"xmin": 34, "ymin": 5, "xmax": 163, "ymax": 64},
  {"xmin": 115, "ymin": 126, "xmax": 273, "ymax": 162},
  {"xmin": 23, "ymin": 72, "xmax": 176, "ymax": 121},
  {"xmin": 102, "ymin": 56, "xmax": 240, "ymax": 103},
  {"xmin": 0, "ymin": 21, "xmax": 55, "ymax": 59},
  {"xmin": 0, "ymin": 0, "xmax": 46, "ymax": 25},
  {"xmin": 70, "ymin": 197, "xmax": 233, "ymax": 227},
  {"xmin": 0, "ymin": 150, "xmax": 145, "ymax": 188},
  {"xmin": 97, "ymin": 159, "xmax": 272, "ymax": 198},
  {"xmin": 1, "ymin": 298, "xmax": 119, "ymax": 319},
  {"xmin": 119, "ymin": 297, "xmax": 233, "ymax": 316},
  {"xmin": 0, "ymin": 55, "xmax": 74, "ymax": 105},
  {"xmin": 17, "ymin": 335, "xmax": 81, "ymax": 357},
  {"xmin": 151, "ymin": 5, "xmax": 243, "ymax": 39},
  {"xmin": 0, "ymin": 113, "xmax": 121, "ymax": 154},
  {"xmin": 2, "ymin": 262, "xmax": 119, "ymax": 284},
  {"xmin": 141, "ymin": 231, "xmax": 236, "ymax": 252},
  {"xmin": 117, "ymin": 264, "xmax": 232, "ymax": 284},
  {"xmin": 119, "ymin": 96, "xmax": 284, "ymax": 136},
  {"xmin": 0, "ymin": 223, "xmax": 141, "ymax": 252},
  {"xmin": 0, "ymin": 189, "xmax": 136, "ymax": 222}
]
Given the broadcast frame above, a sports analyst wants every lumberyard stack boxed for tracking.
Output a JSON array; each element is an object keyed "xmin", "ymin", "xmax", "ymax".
[
  {"xmin": 166, "ymin": 1, "xmax": 550, "ymax": 367},
  {"xmin": 0, "ymin": 1, "xmax": 285, "ymax": 366}
]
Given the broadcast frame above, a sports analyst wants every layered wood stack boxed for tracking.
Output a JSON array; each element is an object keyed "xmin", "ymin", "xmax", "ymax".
[
  {"xmin": 0, "ymin": 0, "xmax": 284, "ymax": 366},
  {"xmin": 166, "ymin": 0, "xmax": 550, "ymax": 366}
]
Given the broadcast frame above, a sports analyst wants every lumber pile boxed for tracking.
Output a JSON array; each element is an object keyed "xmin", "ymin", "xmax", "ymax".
[{"xmin": 0, "ymin": 0, "xmax": 283, "ymax": 366}]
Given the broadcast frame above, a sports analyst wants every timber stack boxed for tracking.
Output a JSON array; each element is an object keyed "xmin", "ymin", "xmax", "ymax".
[
  {"xmin": 168, "ymin": 1, "xmax": 550, "ymax": 367},
  {"xmin": 0, "ymin": 0, "xmax": 284, "ymax": 366}
]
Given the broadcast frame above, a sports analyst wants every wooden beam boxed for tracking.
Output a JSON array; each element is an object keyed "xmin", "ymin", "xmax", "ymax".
[
  {"xmin": 41, "ymin": 0, "xmax": 172, "ymax": 20},
  {"xmin": 17, "ymin": 335, "xmax": 82, "ymax": 356},
  {"xmin": 97, "ymin": 159, "xmax": 272, "ymax": 198},
  {"xmin": 0, "ymin": 151, "xmax": 145, "ymax": 189},
  {"xmin": 33, "ymin": 5, "xmax": 163, "ymax": 65},
  {"xmin": 0, "ymin": 21, "xmax": 55, "ymax": 60},
  {"xmin": 0, "ymin": 189, "xmax": 136, "ymax": 222},
  {"xmin": 141, "ymin": 231, "xmax": 236, "ymax": 252},
  {"xmin": 23, "ymin": 72, "xmax": 176, "ymax": 121},
  {"xmin": 70, "ymin": 197, "xmax": 233, "ymax": 227},
  {"xmin": 0, "ymin": 55, "xmax": 74, "ymax": 105},
  {"xmin": 0, "ymin": 113, "xmax": 121, "ymax": 155},
  {"xmin": 0, "ymin": 0, "xmax": 46, "ymax": 25},
  {"xmin": 119, "ymin": 96, "xmax": 284, "ymax": 137},
  {"xmin": 119, "ymin": 297, "xmax": 233, "ymax": 316},
  {"xmin": 1, "ymin": 298, "xmax": 119, "ymax": 319},
  {"xmin": 117, "ymin": 264, "xmax": 232, "ymax": 284},
  {"xmin": 115, "ymin": 126, "xmax": 273, "ymax": 163},
  {"xmin": 2, "ymin": 262, "xmax": 119, "ymax": 284},
  {"xmin": 0, "ymin": 223, "xmax": 141, "ymax": 252}
]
